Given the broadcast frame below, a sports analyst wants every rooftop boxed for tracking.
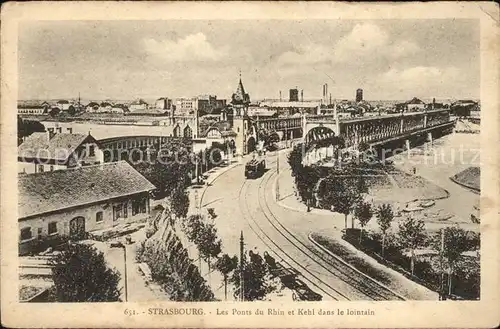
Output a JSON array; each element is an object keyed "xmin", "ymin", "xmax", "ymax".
[
  {"xmin": 18, "ymin": 161, "xmax": 156, "ymax": 219},
  {"xmin": 18, "ymin": 132, "xmax": 94, "ymax": 162}
]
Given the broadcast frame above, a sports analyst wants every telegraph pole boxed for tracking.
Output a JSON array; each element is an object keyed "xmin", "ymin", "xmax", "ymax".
[
  {"xmin": 276, "ymin": 148, "xmax": 280, "ymax": 201},
  {"xmin": 439, "ymin": 228, "xmax": 445, "ymax": 300},
  {"xmin": 239, "ymin": 231, "xmax": 245, "ymax": 302}
]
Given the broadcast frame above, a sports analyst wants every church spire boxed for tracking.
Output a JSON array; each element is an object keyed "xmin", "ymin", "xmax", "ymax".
[{"xmin": 232, "ymin": 72, "xmax": 250, "ymax": 106}]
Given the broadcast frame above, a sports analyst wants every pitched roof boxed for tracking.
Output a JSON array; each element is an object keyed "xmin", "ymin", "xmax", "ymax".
[
  {"xmin": 200, "ymin": 120, "xmax": 236, "ymax": 137},
  {"xmin": 231, "ymin": 78, "xmax": 250, "ymax": 105},
  {"xmin": 18, "ymin": 161, "xmax": 156, "ymax": 219},
  {"xmin": 407, "ymin": 97, "xmax": 425, "ymax": 104},
  {"xmin": 57, "ymin": 100, "xmax": 70, "ymax": 104},
  {"xmin": 18, "ymin": 133, "xmax": 92, "ymax": 162},
  {"xmin": 131, "ymin": 99, "xmax": 148, "ymax": 105}
]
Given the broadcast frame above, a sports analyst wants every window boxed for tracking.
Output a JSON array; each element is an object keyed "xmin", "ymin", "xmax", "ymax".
[
  {"xmin": 113, "ymin": 204, "xmax": 123, "ymax": 221},
  {"xmin": 37, "ymin": 228, "xmax": 43, "ymax": 240},
  {"xmin": 48, "ymin": 222, "xmax": 58, "ymax": 235},
  {"xmin": 123, "ymin": 202, "xmax": 128, "ymax": 218},
  {"xmin": 38, "ymin": 164, "xmax": 44, "ymax": 173},
  {"xmin": 89, "ymin": 145, "xmax": 95, "ymax": 156},
  {"xmin": 20, "ymin": 227, "xmax": 32, "ymax": 241},
  {"xmin": 132, "ymin": 198, "xmax": 147, "ymax": 216},
  {"xmin": 96, "ymin": 211, "xmax": 103, "ymax": 223},
  {"xmin": 50, "ymin": 165, "xmax": 54, "ymax": 172}
]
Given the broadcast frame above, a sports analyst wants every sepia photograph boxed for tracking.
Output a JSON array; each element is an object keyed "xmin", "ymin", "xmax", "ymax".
[{"xmin": 1, "ymin": 2, "xmax": 498, "ymax": 328}]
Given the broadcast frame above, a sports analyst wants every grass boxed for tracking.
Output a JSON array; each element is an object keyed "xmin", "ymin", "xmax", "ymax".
[
  {"xmin": 451, "ymin": 166, "xmax": 480, "ymax": 192},
  {"xmin": 311, "ymin": 233, "xmax": 393, "ymax": 286}
]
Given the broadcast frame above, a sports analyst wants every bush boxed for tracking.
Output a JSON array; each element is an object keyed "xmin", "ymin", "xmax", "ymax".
[{"xmin": 342, "ymin": 228, "xmax": 479, "ymax": 299}]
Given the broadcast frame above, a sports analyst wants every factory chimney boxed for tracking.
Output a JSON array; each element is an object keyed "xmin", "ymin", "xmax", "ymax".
[
  {"xmin": 301, "ymin": 90, "xmax": 304, "ymax": 102},
  {"xmin": 279, "ymin": 90, "xmax": 282, "ymax": 101}
]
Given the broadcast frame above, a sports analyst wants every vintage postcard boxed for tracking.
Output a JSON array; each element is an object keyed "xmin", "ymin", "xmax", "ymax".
[{"xmin": 1, "ymin": 1, "xmax": 499, "ymax": 328}]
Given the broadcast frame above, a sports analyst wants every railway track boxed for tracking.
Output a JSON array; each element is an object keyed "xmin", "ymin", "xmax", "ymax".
[
  {"xmin": 252, "ymin": 165, "xmax": 405, "ymax": 301},
  {"xmin": 238, "ymin": 179, "xmax": 349, "ymax": 301}
]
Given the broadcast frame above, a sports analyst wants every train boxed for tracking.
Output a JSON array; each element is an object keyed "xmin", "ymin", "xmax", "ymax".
[{"xmin": 244, "ymin": 158, "xmax": 266, "ymax": 179}]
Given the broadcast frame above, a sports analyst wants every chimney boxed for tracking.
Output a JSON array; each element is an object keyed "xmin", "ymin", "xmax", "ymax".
[
  {"xmin": 279, "ymin": 91, "xmax": 282, "ymax": 101},
  {"xmin": 330, "ymin": 93, "xmax": 332, "ymax": 106},
  {"xmin": 301, "ymin": 90, "xmax": 304, "ymax": 102}
]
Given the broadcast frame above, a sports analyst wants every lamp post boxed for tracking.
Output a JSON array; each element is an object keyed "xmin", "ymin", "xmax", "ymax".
[
  {"xmin": 123, "ymin": 245, "xmax": 128, "ymax": 302},
  {"xmin": 112, "ymin": 241, "xmax": 128, "ymax": 302}
]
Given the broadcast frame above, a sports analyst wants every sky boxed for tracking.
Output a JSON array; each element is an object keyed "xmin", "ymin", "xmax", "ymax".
[{"xmin": 18, "ymin": 19, "xmax": 480, "ymax": 101}]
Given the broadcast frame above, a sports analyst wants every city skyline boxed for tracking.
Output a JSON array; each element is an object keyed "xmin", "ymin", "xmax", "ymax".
[{"xmin": 19, "ymin": 20, "xmax": 479, "ymax": 101}]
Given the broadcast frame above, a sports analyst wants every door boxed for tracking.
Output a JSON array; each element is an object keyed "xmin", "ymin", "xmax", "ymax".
[{"xmin": 69, "ymin": 216, "xmax": 86, "ymax": 240}]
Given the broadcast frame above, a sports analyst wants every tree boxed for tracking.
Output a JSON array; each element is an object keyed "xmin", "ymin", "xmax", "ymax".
[
  {"xmin": 215, "ymin": 254, "xmax": 238, "ymax": 300},
  {"xmin": 322, "ymin": 178, "xmax": 362, "ymax": 229},
  {"xmin": 133, "ymin": 140, "xmax": 193, "ymax": 199},
  {"xmin": 49, "ymin": 243, "xmax": 121, "ymax": 302},
  {"xmin": 49, "ymin": 107, "xmax": 61, "ymax": 117},
  {"xmin": 376, "ymin": 204, "xmax": 394, "ymax": 258},
  {"xmin": 170, "ymin": 188, "xmax": 189, "ymax": 224},
  {"xmin": 397, "ymin": 216, "xmax": 427, "ymax": 275},
  {"xmin": 287, "ymin": 143, "xmax": 305, "ymax": 177},
  {"xmin": 230, "ymin": 250, "xmax": 275, "ymax": 301},
  {"xmin": 354, "ymin": 201, "xmax": 373, "ymax": 244},
  {"xmin": 196, "ymin": 222, "xmax": 222, "ymax": 275},
  {"xmin": 433, "ymin": 227, "xmax": 480, "ymax": 296},
  {"xmin": 18, "ymin": 117, "xmax": 46, "ymax": 145}
]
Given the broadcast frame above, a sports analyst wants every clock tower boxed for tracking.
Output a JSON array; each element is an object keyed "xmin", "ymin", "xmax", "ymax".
[{"xmin": 230, "ymin": 74, "xmax": 254, "ymax": 154}]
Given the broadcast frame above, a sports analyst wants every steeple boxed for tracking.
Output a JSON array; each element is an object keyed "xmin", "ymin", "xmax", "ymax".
[{"xmin": 231, "ymin": 72, "xmax": 250, "ymax": 106}]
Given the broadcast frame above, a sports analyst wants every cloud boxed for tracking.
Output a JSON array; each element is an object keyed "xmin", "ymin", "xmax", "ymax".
[
  {"xmin": 277, "ymin": 23, "xmax": 420, "ymax": 66},
  {"xmin": 143, "ymin": 33, "xmax": 227, "ymax": 62},
  {"xmin": 377, "ymin": 66, "xmax": 462, "ymax": 97}
]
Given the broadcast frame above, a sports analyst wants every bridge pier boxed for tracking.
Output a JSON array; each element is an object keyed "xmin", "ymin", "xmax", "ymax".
[
  {"xmin": 427, "ymin": 132, "xmax": 433, "ymax": 145},
  {"xmin": 405, "ymin": 139, "xmax": 411, "ymax": 157}
]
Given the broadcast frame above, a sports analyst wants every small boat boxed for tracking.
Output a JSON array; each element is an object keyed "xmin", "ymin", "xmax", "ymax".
[{"xmin": 420, "ymin": 200, "xmax": 435, "ymax": 208}]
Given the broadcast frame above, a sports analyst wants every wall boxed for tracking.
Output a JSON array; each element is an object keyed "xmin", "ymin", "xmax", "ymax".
[
  {"xmin": 19, "ymin": 193, "xmax": 151, "ymax": 255},
  {"xmin": 18, "ymin": 162, "xmax": 67, "ymax": 174}
]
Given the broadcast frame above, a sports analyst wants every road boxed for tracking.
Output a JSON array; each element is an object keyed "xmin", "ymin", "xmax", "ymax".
[{"xmin": 202, "ymin": 151, "xmax": 405, "ymax": 301}]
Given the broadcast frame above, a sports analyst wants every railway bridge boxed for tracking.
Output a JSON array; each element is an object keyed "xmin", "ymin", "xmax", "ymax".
[{"xmin": 302, "ymin": 109, "xmax": 455, "ymax": 154}]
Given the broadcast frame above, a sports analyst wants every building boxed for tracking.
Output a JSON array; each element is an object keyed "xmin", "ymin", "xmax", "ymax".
[
  {"xmin": 322, "ymin": 83, "xmax": 329, "ymax": 106},
  {"xmin": 56, "ymin": 100, "xmax": 71, "ymax": 111},
  {"xmin": 356, "ymin": 88, "xmax": 363, "ymax": 102},
  {"xmin": 176, "ymin": 96, "xmax": 226, "ymax": 117},
  {"xmin": 18, "ymin": 161, "xmax": 155, "ymax": 255},
  {"xmin": 85, "ymin": 102, "xmax": 100, "ymax": 112},
  {"xmin": 175, "ymin": 98, "xmax": 198, "ymax": 116},
  {"xmin": 289, "ymin": 88, "xmax": 299, "ymax": 102},
  {"xmin": 17, "ymin": 104, "xmax": 50, "ymax": 115},
  {"xmin": 110, "ymin": 104, "xmax": 128, "ymax": 114},
  {"xmin": 259, "ymin": 101, "xmax": 320, "ymax": 116},
  {"xmin": 98, "ymin": 102, "xmax": 113, "ymax": 113},
  {"xmin": 18, "ymin": 131, "xmax": 103, "ymax": 174},
  {"xmin": 155, "ymin": 97, "xmax": 174, "ymax": 112},
  {"xmin": 450, "ymin": 100, "xmax": 479, "ymax": 117},
  {"xmin": 200, "ymin": 121, "xmax": 237, "ymax": 143},
  {"xmin": 129, "ymin": 99, "xmax": 149, "ymax": 112}
]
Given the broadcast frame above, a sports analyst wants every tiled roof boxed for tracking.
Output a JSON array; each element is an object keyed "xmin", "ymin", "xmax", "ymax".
[
  {"xmin": 200, "ymin": 121, "xmax": 236, "ymax": 137},
  {"xmin": 18, "ymin": 161, "xmax": 156, "ymax": 219},
  {"xmin": 18, "ymin": 133, "xmax": 92, "ymax": 162}
]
